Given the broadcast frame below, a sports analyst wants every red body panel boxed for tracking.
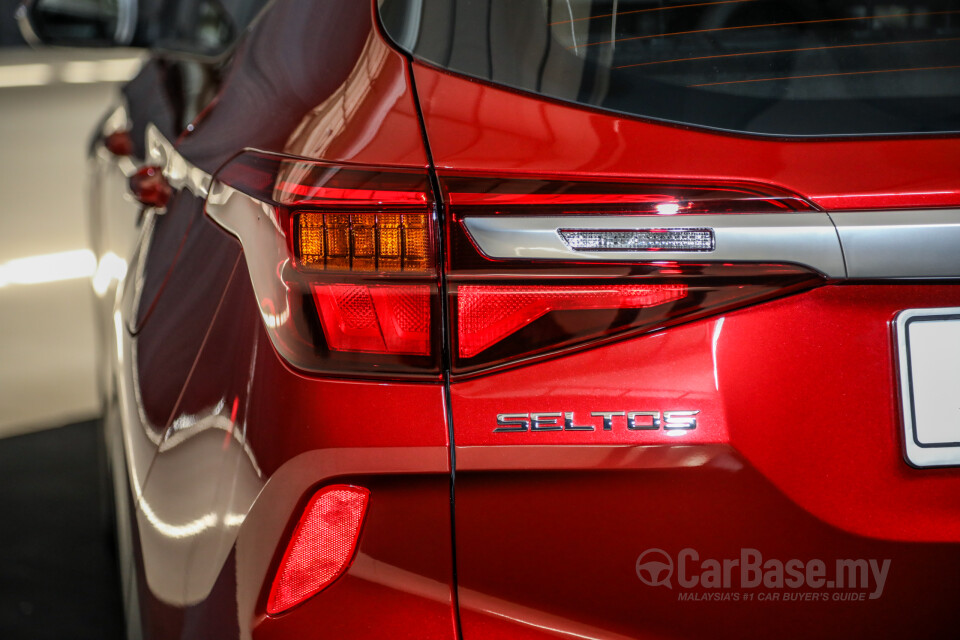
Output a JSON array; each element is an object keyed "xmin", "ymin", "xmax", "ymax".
[
  {"xmin": 282, "ymin": 34, "xmax": 428, "ymax": 169},
  {"xmin": 454, "ymin": 451, "xmax": 960, "ymax": 640},
  {"xmin": 102, "ymin": 1, "xmax": 456, "ymax": 638},
  {"xmin": 412, "ymin": 42, "xmax": 960, "ymax": 640},
  {"xmin": 449, "ymin": 287, "xmax": 960, "ymax": 638},
  {"xmin": 412, "ymin": 63, "xmax": 960, "ymax": 210},
  {"xmin": 89, "ymin": 0, "xmax": 960, "ymax": 638},
  {"xmin": 451, "ymin": 285, "xmax": 960, "ymax": 541}
]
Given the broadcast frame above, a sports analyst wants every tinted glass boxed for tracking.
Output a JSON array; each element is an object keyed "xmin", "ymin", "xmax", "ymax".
[{"xmin": 380, "ymin": 0, "xmax": 960, "ymax": 136}]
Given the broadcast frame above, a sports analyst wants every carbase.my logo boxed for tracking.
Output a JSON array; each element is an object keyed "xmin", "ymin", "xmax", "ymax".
[
  {"xmin": 636, "ymin": 548, "xmax": 891, "ymax": 601},
  {"xmin": 635, "ymin": 548, "xmax": 674, "ymax": 588}
]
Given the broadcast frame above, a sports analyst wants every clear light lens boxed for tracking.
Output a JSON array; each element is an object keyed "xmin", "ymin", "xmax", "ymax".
[{"xmin": 559, "ymin": 228, "xmax": 715, "ymax": 252}]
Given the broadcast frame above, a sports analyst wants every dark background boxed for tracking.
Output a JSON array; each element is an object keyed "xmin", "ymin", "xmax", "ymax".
[
  {"xmin": 0, "ymin": 421, "xmax": 124, "ymax": 639},
  {"xmin": 0, "ymin": 0, "xmax": 26, "ymax": 46}
]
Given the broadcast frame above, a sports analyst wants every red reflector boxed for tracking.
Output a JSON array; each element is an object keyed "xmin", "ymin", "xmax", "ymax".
[
  {"xmin": 457, "ymin": 284, "xmax": 688, "ymax": 358},
  {"xmin": 103, "ymin": 130, "xmax": 133, "ymax": 157},
  {"xmin": 129, "ymin": 166, "xmax": 171, "ymax": 209},
  {"xmin": 267, "ymin": 485, "xmax": 370, "ymax": 615},
  {"xmin": 312, "ymin": 284, "xmax": 431, "ymax": 355}
]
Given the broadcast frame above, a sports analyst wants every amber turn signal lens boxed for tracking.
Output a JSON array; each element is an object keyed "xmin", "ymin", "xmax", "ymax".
[{"xmin": 295, "ymin": 212, "xmax": 431, "ymax": 272}]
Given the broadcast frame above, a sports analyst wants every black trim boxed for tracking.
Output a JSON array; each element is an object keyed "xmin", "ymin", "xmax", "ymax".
[
  {"xmin": 378, "ymin": 0, "xmax": 960, "ymax": 141},
  {"xmin": 405, "ymin": 57, "xmax": 466, "ymax": 640}
]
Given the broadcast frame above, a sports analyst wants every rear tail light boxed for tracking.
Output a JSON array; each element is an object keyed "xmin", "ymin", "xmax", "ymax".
[
  {"xmin": 442, "ymin": 175, "xmax": 824, "ymax": 374},
  {"xmin": 267, "ymin": 485, "xmax": 369, "ymax": 615},
  {"xmin": 294, "ymin": 212, "xmax": 431, "ymax": 272},
  {"xmin": 206, "ymin": 151, "xmax": 441, "ymax": 378},
  {"xmin": 449, "ymin": 272, "xmax": 817, "ymax": 373},
  {"xmin": 206, "ymin": 154, "xmax": 823, "ymax": 377}
]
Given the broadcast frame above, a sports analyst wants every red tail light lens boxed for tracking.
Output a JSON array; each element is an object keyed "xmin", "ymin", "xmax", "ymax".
[
  {"xmin": 206, "ymin": 151, "xmax": 440, "ymax": 378},
  {"xmin": 451, "ymin": 272, "xmax": 817, "ymax": 372},
  {"xmin": 441, "ymin": 175, "xmax": 816, "ymax": 213},
  {"xmin": 442, "ymin": 174, "xmax": 825, "ymax": 374},
  {"xmin": 208, "ymin": 157, "xmax": 824, "ymax": 377},
  {"xmin": 311, "ymin": 283, "xmax": 431, "ymax": 355},
  {"xmin": 267, "ymin": 485, "xmax": 369, "ymax": 615},
  {"xmin": 457, "ymin": 283, "xmax": 688, "ymax": 358}
]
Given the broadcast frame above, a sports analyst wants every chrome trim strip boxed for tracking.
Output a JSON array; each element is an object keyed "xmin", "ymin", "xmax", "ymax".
[
  {"xmin": 145, "ymin": 124, "xmax": 212, "ymax": 199},
  {"xmin": 462, "ymin": 213, "xmax": 846, "ymax": 278},
  {"xmin": 830, "ymin": 209, "xmax": 960, "ymax": 279}
]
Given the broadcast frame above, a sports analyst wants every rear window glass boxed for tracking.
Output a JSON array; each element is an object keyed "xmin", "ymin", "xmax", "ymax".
[{"xmin": 379, "ymin": 0, "xmax": 960, "ymax": 137}]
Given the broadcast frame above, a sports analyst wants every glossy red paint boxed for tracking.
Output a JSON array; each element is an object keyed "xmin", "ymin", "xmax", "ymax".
[
  {"xmin": 130, "ymin": 235, "xmax": 454, "ymax": 636},
  {"xmin": 130, "ymin": 211, "xmax": 239, "ymax": 434},
  {"xmin": 451, "ymin": 315, "xmax": 729, "ymax": 449},
  {"xmin": 102, "ymin": 1, "xmax": 457, "ymax": 638},
  {"xmin": 719, "ymin": 284, "xmax": 960, "ymax": 542},
  {"xmin": 81, "ymin": 0, "xmax": 960, "ymax": 637},
  {"xmin": 129, "ymin": 190, "xmax": 203, "ymax": 333},
  {"xmin": 412, "ymin": 63, "xmax": 960, "ymax": 210},
  {"xmin": 174, "ymin": 0, "xmax": 427, "ymax": 173},
  {"xmin": 410, "ymin": 60, "xmax": 960, "ymax": 638},
  {"xmin": 282, "ymin": 32, "xmax": 429, "ymax": 169},
  {"xmin": 450, "ymin": 284, "xmax": 960, "ymax": 638},
  {"xmin": 451, "ymin": 284, "xmax": 960, "ymax": 541},
  {"xmin": 454, "ymin": 448, "xmax": 960, "ymax": 640}
]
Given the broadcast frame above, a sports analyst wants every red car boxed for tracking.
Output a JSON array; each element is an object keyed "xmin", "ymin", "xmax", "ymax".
[{"xmin": 21, "ymin": 0, "xmax": 960, "ymax": 637}]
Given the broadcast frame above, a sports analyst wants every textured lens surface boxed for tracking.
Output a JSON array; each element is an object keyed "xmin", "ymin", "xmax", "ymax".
[
  {"xmin": 559, "ymin": 228, "xmax": 715, "ymax": 252},
  {"xmin": 267, "ymin": 486, "xmax": 369, "ymax": 615}
]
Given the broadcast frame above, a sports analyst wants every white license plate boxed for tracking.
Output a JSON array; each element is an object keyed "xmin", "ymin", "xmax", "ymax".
[{"xmin": 897, "ymin": 308, "xmax": 960, "ymax": 467}]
